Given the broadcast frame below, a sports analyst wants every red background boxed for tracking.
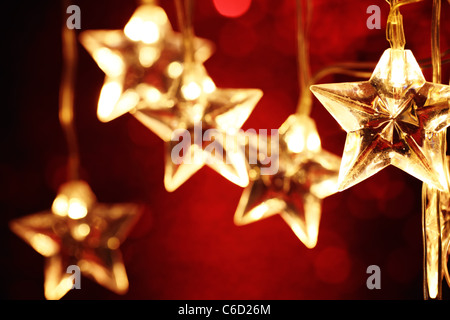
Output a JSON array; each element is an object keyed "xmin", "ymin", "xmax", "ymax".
[{"xmin": 2, "ymin": 0, "xmax": 450, "ymax": 299}]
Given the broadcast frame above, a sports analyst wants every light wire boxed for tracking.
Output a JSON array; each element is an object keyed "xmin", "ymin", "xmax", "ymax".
[{"xmin": 59, "ymin": 0, "xmax": 80, "ymax": 181}]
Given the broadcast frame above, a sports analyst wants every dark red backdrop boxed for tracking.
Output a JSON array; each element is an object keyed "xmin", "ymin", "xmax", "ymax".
[{"xmin": 2, "ymin": 0, "xmax": 450, "ymax": 299}]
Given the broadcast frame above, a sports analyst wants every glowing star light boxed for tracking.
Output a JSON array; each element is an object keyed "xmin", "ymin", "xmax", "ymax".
[
  {"xmin": 9, "ymin": 180, "xmax": 141, "ymax": 300},
  {"xmin": 311, "ymin": 48, "xmax": 450, "ymax": 191},
  {"xmin": 133, "ymin": 62, "xmax": 262, "ymax": 191},
  {"xmin": 234, "ymin": 114, "xmax": 341, "ymax": 248},
  {"xmin": 80, "ymin": 3, "xmax": 213, "ymax": 122}
]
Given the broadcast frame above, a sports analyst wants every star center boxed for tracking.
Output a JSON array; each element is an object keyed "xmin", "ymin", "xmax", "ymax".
[{"xmin": 371, "ymin": 96, "xmax": 420, "ymax": 144}]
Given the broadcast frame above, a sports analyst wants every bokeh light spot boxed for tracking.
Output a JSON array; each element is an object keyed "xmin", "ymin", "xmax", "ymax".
[{"xmin": 213, "ymin": 0, "xmax": 252, "ymax": 18}]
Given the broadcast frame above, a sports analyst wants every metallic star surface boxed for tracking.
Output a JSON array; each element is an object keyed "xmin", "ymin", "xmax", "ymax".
[
  {"xmin": 133, "ymin": 62, "xmax": 262, "ymax": 191},
  {"xmin": 9, "ymin": 180, "xmax": 141, "ymax": 300},
  {"xmin": 234, "ymin": 114, "xmax": 341, "ymax": 248},
  {"xmin": 311, "ymin": 48, "xmax": 450, "ymax": 191},
  {"xmin": 80, "ymin": 3, "xmax": 213, "ymax": 122}
]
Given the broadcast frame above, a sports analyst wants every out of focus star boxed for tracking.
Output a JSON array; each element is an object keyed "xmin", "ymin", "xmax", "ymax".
[
  {"xmin": 311, "ymin": 48, "xmax": 450, "ymax": 191},
  {"xmin": 80, "ymin": 3, "xmax": 213, "ymax": 122},
  {"xmin": 133, "ymin": 62, "xmax": 262, "ymax": 191},
  {"xmin": 234, "ymin": 114, "xmax": 341, "ymax": 248},
  {"xmin": 9, "ymin": 180, "xmax": 141, "ymax": 300}
]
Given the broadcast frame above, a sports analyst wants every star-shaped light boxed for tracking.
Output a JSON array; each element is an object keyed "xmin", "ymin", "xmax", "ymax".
[
  {"xmin": 234, "ymin": 114, "xmax": 341, "ymax": 248},
  {"xmin": 9, "ymin": 180, "xmax": 141, "ymax": 300},
  {"xmin": 80, "ymin": 3, "xmax": 213, "ymax": 122},
  {"xmin": 311, "ymin": 48, "xmax": 450, "ymax": 191},
  {"xmin": 132, "ymin": 61, "xmax": 262, "ymax": 191}
]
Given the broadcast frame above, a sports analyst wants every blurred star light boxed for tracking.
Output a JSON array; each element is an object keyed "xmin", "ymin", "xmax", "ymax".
[
  {"xmin": 133, "ymin": 62, "xmax": 262, "ymax": 191},
  {"xmin": 234, "ymin": 114, "xmax": 341, "ymax": 248},
  {"xmin": 80, "ymin": 3, "xmax": 213, "ymax": 122},
  {"xmin": 9, "ymin": 180, "xmax": 142, "ymax": 300}
]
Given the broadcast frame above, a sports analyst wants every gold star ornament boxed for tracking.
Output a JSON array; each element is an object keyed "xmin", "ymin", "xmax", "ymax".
[
  {"xmin": 80, "ymin": 2, "xmax": 213, "ymax": 122},
  {"xmin": 234, "ymin": 114, "xmax": 341, "ymax": 248},
  {"xmin": 311, "ymin": 48, "xmax": 450, "ymax": 191},
  {"xmin": 132, "ymin": 61, "xmax": 262, "ymax": 191},
  {"xmin": 9, "ymin": 180, "xmax": 141, "ymax": 300}
]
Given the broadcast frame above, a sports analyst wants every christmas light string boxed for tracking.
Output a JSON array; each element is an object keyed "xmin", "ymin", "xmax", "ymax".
[{"xmin": 7, "ymin": 0, "xmax": 450, "ymax": 299}]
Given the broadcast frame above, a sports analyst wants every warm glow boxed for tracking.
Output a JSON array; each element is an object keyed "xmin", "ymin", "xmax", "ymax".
[
  {"xmin": 307, "ymin": 133, "xmax": 321, "ymax": 152},
  {"xmin": 30, "ymin": 234, "xmax": 58, "ymax": 257},
  {"xmin": 93, "ymin": 48, "xmax": 124, "ymax": 77},
  {"xmin": 390, "ymin": 52, "xmax": 406, "ymax": 88},
  {"xmin": 206, "ymin": 148, "xmax": 249, "ymax": 188},
  {"xmin": 98, "ymin": 82, "xmax": 122, "ymax": 121},
  {"xmin": 144, "ymin": 86, "xmax": 162, "ymax": 103},
  {"xmin": 139, "ymin": 46, "xmax": 159, "ymax": 67},
  {"xmin": 125, "ymin": 17, "xmax": 160, "ymax": 44},
  {"xmin": 310, "ymin": 48, "xmax": 450, "ymax": 191},
  {"xmin": 182, "ymin": 82, "xmax": 202, "ymax": 100},
  {"xmin": 67, "ymin": 198, "xmax": 88, "ymax": 220},
  {"xmin": 45, "ymin": 277, "xmax": 75, "ymax": 301},
  {"xmin": 424, "ymin": 185, "xmax": 441, "ymax": 299},
  {"xmin": 167, "ymin": 61, "xmax": 183, "ymax": 78},
  {"xmin": 124, "ymin": 17, "xmax": 143, "ymax": 41},
  {"xmin": 124, "ymin": 4, "xmax": 168, "ymax": 45},
  {"xmin": 107, "ymin": 237, "xmax": 120, "ymax": 250},
  {"xmin": 286, "ymin": 128, "xmax": 305, "ymax": 153},
  {"xmin": 203, "ymin": 78, "xmax": 216, "ymax": 94},
  {"xmin": 142, "ymin": 21, "xmax": 160, "ymax": 44},
  {"xmin": 307, "ymin": 223, "xmax": 319, "ymax": 246},
  {"xmin": 133, "ymin": 62, "xmax": 262, "ymax": 192},
  {"xmin": 311, "ymin": 180, "xmax": 338, "ymax": 199},
  {"xmin": 249, "ymin": 203, "xmax": 268, "ymax": 220},
  {"xmin": 72, "ymin": 223, "xmax": 90, "ymax": 241},
  {"xmin": 233, "ymin": 114, "xmax": 340, "ymax": 249},
  {"xmin": 116, "ymin": 91, "xmax": 140, "ymax": 113},
  {"xmin": 286, "ymin": 217, "xmax": 317, "ymax": 249},
  {"xmin": 113, "ymin": 262, "xmax": 129, "ymax": 292},
  {"xmin": 52, "ymin": 195, "xmax": 68, "ymax": 217}
]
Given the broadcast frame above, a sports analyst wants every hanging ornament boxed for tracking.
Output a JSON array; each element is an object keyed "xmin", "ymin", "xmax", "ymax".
[
  {"xmin": 133, "ymin": 59, "xmax": 262, "ymax": 191},
  {"xmin": 235, "ymin": 114, "xmax": 340, "ymax": 248},
  {"xmin": 310, "ymin": 0, "xmax": 450, "ymax": 192},
  {"xmin": 9, "ymin": 180, "xmax": 141, "ymax": 300},
  {"xmin": 80, "ymin": 1, "xmax": 214, "ymax": 122},
  {"xmin": 234, "ymin": 0, "xmax": 340, "ymax": 248},
  {"xmin": 132, "ymin": 0, "xmax": 262, "ymax": 191},
  {"xmin": 9, "ymin": 1, "xmax": 142, "ymax": 299}
]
